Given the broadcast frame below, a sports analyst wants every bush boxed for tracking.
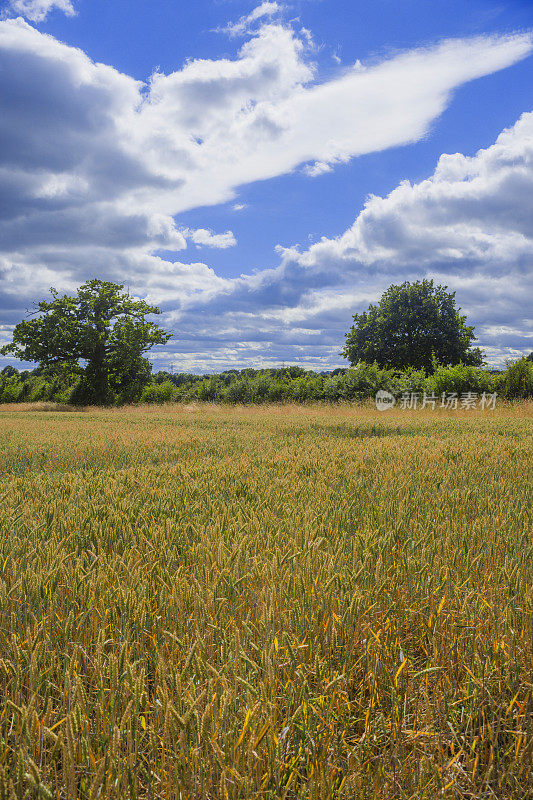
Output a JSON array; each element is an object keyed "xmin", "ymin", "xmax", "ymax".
[
  {"xmin": 225, "ymin": 379, "xmax": 253, "ymax": 404},
  {"xmin": 197, "ymin": 378, "xmax": 219, "ymax": 402},
  {"xmin": 390, "ymin": 366, "xmax": 428, "ymax": 396},
  {"xmin": 341, "ymin": 363, "xmax": 397, "ymax": 399},
  {"xmin": 289, "ymin": 374, "xmax": 323, "ymax": 402},
  {"xmin": 0, "ymin": 376, "xmax": 23, "ymax": 403},
  {"xmin": 498, "ymin": 358, "xmax": 533, "ymax": 399},
  {"xmin": 248, "ymin": 374, "xmax": 272, "ymax": 402},
  {"xmin": 428, "ymin": 364, "xmax": 495, "ymax": 396},
  {"xmin": 3, "ymin": 360, "xmax": 531, "ymax": 406},
  {"xmin": 267, "ymin": 380, "xmax": 290, "ymax": 402},
  {"xmin": 26, "ymin": 378, "xmax": 48, "ymax": 402},
  {"xmin": 140, "ymin": 381, "xmax": 178, "ymax": 404},
  {"xmin": 323, "ymin": 373, "xmax": 347, "ymax": 401}
]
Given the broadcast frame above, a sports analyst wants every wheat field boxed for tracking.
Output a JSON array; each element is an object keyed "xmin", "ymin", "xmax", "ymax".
[{"xmin": 0, "ymin": 402, "xmax": 531, "ymax": 799}]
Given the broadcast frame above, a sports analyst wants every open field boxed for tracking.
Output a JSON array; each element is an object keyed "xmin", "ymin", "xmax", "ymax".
[{"xmin": 0, "ymin": 402, "xmax": 531, "ymax": 799}]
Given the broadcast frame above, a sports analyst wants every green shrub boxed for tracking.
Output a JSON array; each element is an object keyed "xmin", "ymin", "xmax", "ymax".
[
  {"xmin": 5, "ymin": 360, "xmax": 529, "ymax": 406},
  {"xmin": 197, "ymin": 378, "xmax": 219, "ymax": 402},
  {"xmin": 342, "ymin": 363, "xmax": 397, "ymax": 399},
  {"xmin": 267, "ymin": 380, "xmax": 289, "ymax": 402},
  {"xmin": 428, "ymin": 364, "xmax": 495, "ymax": 396},
  {"xmin": 140, "ymin": 381, "xmax": 178, "ymax": 404},
  {"xmin": 290, "ymin": 375, "xmax": 324, "ymax": 401},
  {"xmin": 390, "ymin": 366, "xmax": 428, "ymax": 396},
  {"xmin": 498, "ymin": 357, "xmax": 533, "ymax": 399},
  {"xmin": 225, "ymin": 379, "xmax": 253, "ymax": 404},
  {"xmin": 0, "ymin": 376, "xmax": 23, "ymax": 403},
  {"xmin": 323, "ymin": 374, "xmax": 346, "ymax": 401},
  {"xmin": 249, "ymin": 375, "xmax": 271, "ymax": 403},
  {"xmin": 27, "ymin": 378, "xmax": 48, "ymax": 402}
]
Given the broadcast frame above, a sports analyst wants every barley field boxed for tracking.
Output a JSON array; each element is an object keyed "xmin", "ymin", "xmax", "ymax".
[{"xmin": 0, "ymin": 402, "xmax": 531, "ymax": 799}]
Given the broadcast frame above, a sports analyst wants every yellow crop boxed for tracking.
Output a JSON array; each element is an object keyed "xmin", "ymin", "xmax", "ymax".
[{"xmin": 0, "ymin": 401, "xmax": 531, "ymax": 798}]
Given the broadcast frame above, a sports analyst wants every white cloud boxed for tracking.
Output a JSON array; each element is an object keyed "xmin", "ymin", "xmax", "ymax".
[
  {"xmin": 136, "ymin": 30, "xmax": 532, "ymax": 215},
  {"xmin": 217, "ymin": 2, "xmax": 283, "ymax": 36},
  {"xmin": 184, "ymin": 228, "xmax": 237, "ymax": 248},
  {"xmin": 6, "ymin": 0, "xmax": 75, "ymax": 22},
  {"xmin": 0, "ymin": 20, "xmax": 529, "ymax": 258},
  {"xmin": 0, "ymin": 17, "xmax": 532, "ymax": 368},
  {"xmin": 161, "ymin": 112, "xmax": 533, "ymax": 369},
  {"xmin": 298, "ymin": 110, "xmax": 533, "ymax": 274},
  {"xmin": 304, "ymin": 160, "xmax": 334, "ymax": 177}
]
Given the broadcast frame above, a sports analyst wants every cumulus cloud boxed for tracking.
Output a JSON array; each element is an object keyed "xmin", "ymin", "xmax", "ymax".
[
  {"xmin": 0, "ymin": 16, "xmax": 532, "ymax": 368},
  {"xmin": 5, "ymin": 0, "xmax": 75, "ymax": 22},
  {"xmin": 1, "ymin": 20, "xmax": 530, "ymax": 234},
  {"xmin": 161, "ymin": 113, "xmax": 533, "ymax": 369}
]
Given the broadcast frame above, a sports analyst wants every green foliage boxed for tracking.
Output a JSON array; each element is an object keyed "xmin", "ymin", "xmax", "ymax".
[
  {"xmin": 1, "ymin": 280, "xmax": 171, "ymax": 405},
  {"xmin": 342, "ymin": 279, "xmax": 482, "ymax": 371},
  {"xmin": 224, "ymin": 378, "xmax": 251, "ymax": 404},
  {"xmin": 498, "ymin": 357, "xmax": 533, "ymax": 399},
  {"xmin": 390, "ymin": 366, "xmax": 428, "ymax": 395},
  {"xmin": 140, "ymin": 380, "xmax": 178, "ymax": 404},
  {"xmin": 3, "ymin": 358, "xmax": 533, "ymax": 407},
  {"xmin": 428, "ymin": 363, "xmax": 495, "ymax": 396},
  {"xmin": 290, "ymin": 373, "xmax": 324, "ymax": 401},
  {"xmin": 323, "ymin": 363, "xmax": 387, "ymax": 400},
  {"xmin": 345, "ymin": 362, "xmax": 398, "ymax": 398},
  {"xmin": 197, "ymin": 378, "xmax": 220, "ymax": 402},
  {"xmin": 0, "ymin": 374, "xmax": 23, "ymax": 403},
  {"xmin": 121, "ymin": 360, "xmax": 533, "ymax": 404},
  {"xmin": 267, "ymin": 378, "xmax": 290, "ymax": 402}
]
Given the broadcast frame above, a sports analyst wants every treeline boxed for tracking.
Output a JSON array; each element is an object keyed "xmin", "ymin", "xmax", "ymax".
[{"xmin": 2, "ymin": 358, "xmax": 532, "ymax": 405}]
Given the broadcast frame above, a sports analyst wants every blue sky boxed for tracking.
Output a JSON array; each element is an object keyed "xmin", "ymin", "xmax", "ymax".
[{"xmin": 0, "ymin": 0, "xmax": 532, "ymax": 372}]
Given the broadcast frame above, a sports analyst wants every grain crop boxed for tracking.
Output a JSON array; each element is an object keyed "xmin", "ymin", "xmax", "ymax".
[{"xmin": 0, "ymin": 402, "xmax": 531, "ymax": 798}]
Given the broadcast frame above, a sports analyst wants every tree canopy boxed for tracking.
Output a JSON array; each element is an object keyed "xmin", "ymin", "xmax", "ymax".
[
  {"xmin": 1, "ymin": 280, "xmax": 171, "ymax": 404},
  {"xmin": 341, "ymin": 279, "xmax": 482, "ymax": 371}
]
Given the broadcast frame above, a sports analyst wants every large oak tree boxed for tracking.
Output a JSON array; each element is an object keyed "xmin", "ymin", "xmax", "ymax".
[{"xmin": 1, "ymin": 280, "xmax": 171, "ymax": 404}]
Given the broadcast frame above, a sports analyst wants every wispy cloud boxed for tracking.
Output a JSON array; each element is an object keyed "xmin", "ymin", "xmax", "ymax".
[{"xmin": 216, "ymin": 2, "xmax": 283, "ymax": 36}]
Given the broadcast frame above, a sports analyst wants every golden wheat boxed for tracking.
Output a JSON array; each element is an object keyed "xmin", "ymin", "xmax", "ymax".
[{"xmin": 0, "ymin": 402, "xmax": 531, "ymax": 798}]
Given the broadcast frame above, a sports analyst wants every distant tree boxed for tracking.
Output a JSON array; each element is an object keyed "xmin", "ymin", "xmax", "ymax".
[
  {"xmin": 526, "ymin": 352, "xmax": 533, "ymax": 363},
  {"xmin": 341, "ymin": 279, "xmax": 482, "ymax": 372},
  {"xmin": 1, "ymin": 280, "xmax": 171, "ymax": 405}
]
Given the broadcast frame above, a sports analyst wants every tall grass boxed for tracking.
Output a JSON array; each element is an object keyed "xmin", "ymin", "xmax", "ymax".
[{"xmin": 0, "ymin": 403, "xmax": 531, "ymax": 798}]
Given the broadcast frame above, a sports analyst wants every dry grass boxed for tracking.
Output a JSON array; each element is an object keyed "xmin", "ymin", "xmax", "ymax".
[{"xmin": 0, "ymin": 402, "xmax": 531, "ymax": 799}]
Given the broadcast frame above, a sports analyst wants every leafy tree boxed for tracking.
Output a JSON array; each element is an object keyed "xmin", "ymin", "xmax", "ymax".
[
  {"xmin": 1, "ymin": 280, "xmax": 171, "ymax": 405},
  {"xmin": 341, "ymin": 279, "xmax": 482, "ymax": 371}
]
